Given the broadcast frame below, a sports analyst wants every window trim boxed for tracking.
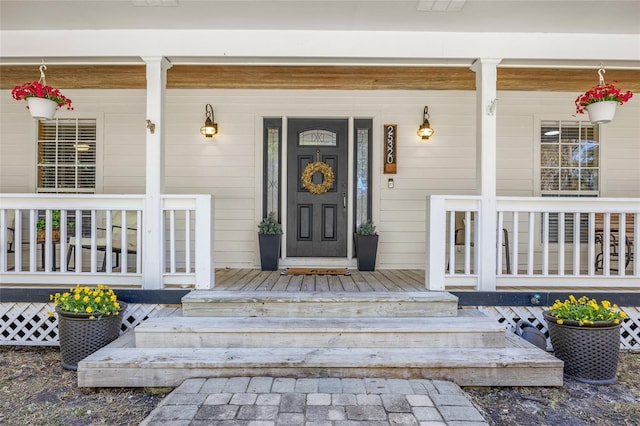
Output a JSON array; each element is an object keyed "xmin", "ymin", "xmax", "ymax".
[{"xmin": 34, "ymin": 113, "xmax": 103, "ymax": 194}]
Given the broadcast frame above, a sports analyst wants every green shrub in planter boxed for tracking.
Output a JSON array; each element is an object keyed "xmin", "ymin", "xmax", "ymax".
[
  {"xmin": 355, "ymin": 220, "xmax": 378, "ymax": 271},
  {"xmin": 258, "ymin": 212, "xmax": 282, "ymax": 271}
]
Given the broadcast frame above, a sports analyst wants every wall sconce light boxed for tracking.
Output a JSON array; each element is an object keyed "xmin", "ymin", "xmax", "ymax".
[
  {"xmin": 417, "ymin": 106, "xmax": 434, "ymax": 140},
  {"xmin": 200, "ymin": 104, "xmax": 218, "ymax": 138}
]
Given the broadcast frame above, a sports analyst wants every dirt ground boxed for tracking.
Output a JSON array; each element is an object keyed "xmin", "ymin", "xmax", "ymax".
[
  {"xmin": 0, "ymin": 345, "xmax": 638, "ymax": 426},
  {"xmin": 0, "ymin": 346, "xmax": 166, "ymax": 426},
  {"xmin": 465, "ymin": 351, "xmax": 640, "ymax": 426}
]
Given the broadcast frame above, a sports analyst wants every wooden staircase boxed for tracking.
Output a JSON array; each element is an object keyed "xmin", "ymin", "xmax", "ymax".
[{"xmin": 77, "ymin": 291, "xmax": 563, "ymax": 387}]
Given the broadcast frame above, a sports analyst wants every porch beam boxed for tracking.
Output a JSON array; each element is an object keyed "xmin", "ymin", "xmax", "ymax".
[
  {"xmin": 142, "ymin": 56, "xmax": 172, "ymax": 290},
  {"xmin": 471, "ymin": 58, "xmax": 500, "ymax": 291}
]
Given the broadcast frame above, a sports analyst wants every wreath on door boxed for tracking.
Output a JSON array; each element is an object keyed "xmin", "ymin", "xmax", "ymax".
[{"xmin": 301, "ymin": 161, "xmax": 334, "ymax": 194}]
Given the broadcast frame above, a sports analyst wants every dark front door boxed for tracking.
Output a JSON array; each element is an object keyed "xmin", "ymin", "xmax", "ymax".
[{"xmin": 287, "ymin": 118, "xmax": 348, "ymax": 257}]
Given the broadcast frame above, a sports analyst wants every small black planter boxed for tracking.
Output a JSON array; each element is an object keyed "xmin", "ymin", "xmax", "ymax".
[
  {"xmin": 355, "ymin": 234, "xmax": 379, "ymax": 271},
  {"xmin": 56, "ymin": 302, "xmax": 126, "ymax": 370},
  {"xmin": 259, "ymin": 234, "xmax": 281, "ymax": 271}
]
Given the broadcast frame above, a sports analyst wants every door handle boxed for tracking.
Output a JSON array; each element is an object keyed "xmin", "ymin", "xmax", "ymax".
[{"xmin": 343, "ymin": 193, "xmax": 347, "ymax": 208}]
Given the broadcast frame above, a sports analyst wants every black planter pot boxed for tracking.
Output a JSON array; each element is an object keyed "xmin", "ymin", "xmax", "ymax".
[
  {"xmin": 56, "ymin": 302, "xmax": 127, "ymax": 370},
  {"xmin": 544, "ymin": 311, "xmax": 621, "ymax": 384},
  {"xmin": 355, "ymin": 234, "xmax": 379, "ymax": 271},
  {"xmin": 259, "ymin": 234, "xmax": 281, "ymax": 271}
]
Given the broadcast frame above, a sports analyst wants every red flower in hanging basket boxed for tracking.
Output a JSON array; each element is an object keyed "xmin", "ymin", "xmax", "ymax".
[
  {"xmin": 575, "ymin": 82, "xmax": 633, "ymax": 114},
  {"xmin": 11, "ymin": 80, "xmax": 73, "ymax": 111}
]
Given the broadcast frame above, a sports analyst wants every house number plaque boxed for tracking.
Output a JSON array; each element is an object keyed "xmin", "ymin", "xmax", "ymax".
[{"xmin": 383, "ymin": 124, "xmax": 397, "ymax": 174}]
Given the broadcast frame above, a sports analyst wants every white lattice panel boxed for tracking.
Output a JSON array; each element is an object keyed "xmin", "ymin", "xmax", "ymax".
[
  {"xmin": 3, "ymin": 302, "xmax": 639, "ymax": 350},
  {"xmin": 479, "ymin": 306, "xmax": 640, "ymax": 351},
  {"xmin": 1, "ymin": 303, "xmax": 167, "ymax": 346}
]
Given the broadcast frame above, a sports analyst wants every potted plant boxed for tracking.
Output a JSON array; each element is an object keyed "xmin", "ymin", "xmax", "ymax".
[
  {"xmin": 544, "ymin": 295, "xmax": 627, "ymax": 384},
  {"xmin": 575, "ymin": 81, "xmax": 633, "ymax": 124},
  {"xmin": 49, "ymin": 284, "xmax": 126, "ymax": 370},
  {"xmin": 11, "ymin": 78, "xmax": 73, "ymax": 120},
  {"xmin": 36, "ymin": 210, "xmax": 74, "ymax": 242},
  {"xmin": 354, "ymin": 219, "xmax": 379, "ymax": 271},
  {"xmin": 258, "ymin": 211, "xmax": 282, "ymax": 271}
]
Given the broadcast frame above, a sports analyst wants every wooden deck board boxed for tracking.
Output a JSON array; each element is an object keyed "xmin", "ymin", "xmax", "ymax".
[{"xmin": 211, "ymin": 269, "xmax": 429, "ymax": 292}]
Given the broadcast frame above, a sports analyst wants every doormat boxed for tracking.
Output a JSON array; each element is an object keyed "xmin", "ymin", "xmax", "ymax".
[{"xmin": 281, "ymin": 267, "xmax": 351, "ymax": 276}]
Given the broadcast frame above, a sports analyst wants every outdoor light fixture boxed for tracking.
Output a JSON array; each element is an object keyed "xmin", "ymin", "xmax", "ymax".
[
  {"xmin": 417, "ymin": 106, "xmax": 434, "ymax": 140},
  {"xmin": 200, "ymin": 104, "xmax": 218, "ymax": 138}
]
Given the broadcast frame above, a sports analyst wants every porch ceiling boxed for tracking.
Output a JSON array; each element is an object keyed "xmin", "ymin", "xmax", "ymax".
[{"xmin": 0, "ymin": 1, "xmax": 638, "ymax": 35}]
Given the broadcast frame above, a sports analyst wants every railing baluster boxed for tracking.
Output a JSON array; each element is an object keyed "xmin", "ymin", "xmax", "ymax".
[
  {"xmin": 512, "ymin": 212, "xmax": 519, "ymax": 275},
  {"xmin": 447, "ymin": 210, "xmax": 456, "ymax": 276},
  {"xmin": 14, "ymin": 210, "xmax": 23, "ymax": 273},
  {"xmin": 588, "ymin": 212, "xmax": 595, "ymax": 276},
  {"xmin": 136, "ymin": 210, "xmax": 142, "ymax": 274},
  {"xmin": 557, "ymin": 212, "xmax": 565, "ymax": 276},
  {"xmin": 28, "ymin": 210, "xmax": 35, "ymax": 272},
  {"xmin": 0, "ymin": 210, "xmax": 7, "ymax": 272},
  {"xmin": 169, "ymin": 210, "xmax": 176, "ymax": 274},
  {"xmin": 603, "ymin": 213, "xmax": 611, "ymax": 276},
  {"xmin": 527, "ymin": 212, "xmax": 534, "ymax": 275},
  {"xmin": 464, "ymin": 210, "xmax": 471, "ymax": 275},
  {"xmin": 73, "ymin": 209, "xmax": 82, "ymax": 273},
  {"xmin": 618, "ymin": 213, "xmax": 626, "ymax": 276},
  {"xmin": 573, "ymin": 212, "xmax": 581, "ymax": 276},
  {"xmin": 185, "ymin": 209, "xmax": 191, "ymax": 274},
  {"xmin": 497, "ymin": 211, "xmax": 504, "ymax": 275},
  {"xmin": 542, "ymin": 212, "xmax": 549, "ymax": 275},
  {"xmin": 634, "ymin": 212, "xmax": 639, "ymax": 277}
]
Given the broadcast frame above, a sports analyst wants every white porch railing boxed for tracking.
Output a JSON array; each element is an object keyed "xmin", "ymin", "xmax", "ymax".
[
  {"xmin": 0, "ymin": 193, "xmax": 214, "ymax": 289},
  {"xmin": 426, "ymin": 196, "xmax": 640, "ymax": 290}
]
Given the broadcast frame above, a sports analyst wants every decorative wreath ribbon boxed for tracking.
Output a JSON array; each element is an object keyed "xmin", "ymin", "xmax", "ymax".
[{"xmin": 301, "ymin": 161, "xmax": 335, "ymax": 194}]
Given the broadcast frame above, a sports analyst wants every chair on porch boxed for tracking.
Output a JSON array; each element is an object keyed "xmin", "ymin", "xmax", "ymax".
[
  {"xmin": 595, "ymin": 213, "xmax": 635, "ymax": 272},
  {"xmin": 66, "ymin": 211, "xmax": 138, "ymax": 272},
  {"xmin": 5, "ymin": 210, "xmax": 15, "ymax": 255},
  {"xmin": 449, "ymin": 213, "xmax": 511, "ymax": 274}
]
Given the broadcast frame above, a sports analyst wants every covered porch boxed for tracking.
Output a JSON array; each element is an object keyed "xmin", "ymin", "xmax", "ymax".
[{"xmin": 1, "ymin": 194, "xmax": 637, "ymax": 291}]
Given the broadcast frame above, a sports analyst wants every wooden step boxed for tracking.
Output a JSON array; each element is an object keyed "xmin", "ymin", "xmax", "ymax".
[
  {"xmin": 181, "ymin": 291, "xmax": 459, "ymax": 317},
  {"xmin": 134, "ymin": 316, "xmax": 506, "ymax": 349},
  {"xmin": 77, "ymin": 336, "xmax": 563, "ymax": 388}
]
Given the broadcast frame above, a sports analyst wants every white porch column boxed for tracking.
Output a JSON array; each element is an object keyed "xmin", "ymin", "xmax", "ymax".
[
  {"xmin": 142, "ymin": 56, "xmax": 171, "ymax": 289},
  {"xmin": 471, "ymin": 58, "xmax": 500, "ymax": 291}
]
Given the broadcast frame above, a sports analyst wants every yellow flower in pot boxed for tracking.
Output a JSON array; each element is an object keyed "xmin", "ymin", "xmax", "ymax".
[
  {"xmin": 544, "ymin": 295, "xmax": 626, "ymax": 384},
  {"xmin": 49, "ymin": 284, "xmax": 126, "ymax": 370}
]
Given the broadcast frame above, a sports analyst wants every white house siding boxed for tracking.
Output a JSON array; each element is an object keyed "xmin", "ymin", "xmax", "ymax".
[{"xmin": 1, "ymin": 88, "xmax": 638, "ymax": 270}]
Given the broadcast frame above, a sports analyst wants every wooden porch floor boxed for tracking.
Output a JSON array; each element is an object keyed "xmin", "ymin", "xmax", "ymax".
[
  {"xmin": 213, "ymin": 269, "xmax": 427, "ymax": 292},
  {"xmin": 209, "ymin": 268, "xmax": 625, "ymax": 292}
]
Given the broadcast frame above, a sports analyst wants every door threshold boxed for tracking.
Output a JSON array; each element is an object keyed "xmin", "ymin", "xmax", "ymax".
[{"xmin": 281, "ymin": 257, "xmax": 356, "ymax": 268}]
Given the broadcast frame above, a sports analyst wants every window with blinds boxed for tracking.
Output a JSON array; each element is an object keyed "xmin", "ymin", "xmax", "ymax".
[
  {"xmin": 540, "ymin": 120, "xmax": 599, "ymax": 243},
  {"xmin": 37, "ymin": 118, "xmax": 97, "ymax": 193}
]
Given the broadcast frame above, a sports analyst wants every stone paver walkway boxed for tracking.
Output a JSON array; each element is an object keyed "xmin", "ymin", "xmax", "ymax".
[{"xmin": 140, "ymin": 377, "xmax": 488, "ymax": 425}]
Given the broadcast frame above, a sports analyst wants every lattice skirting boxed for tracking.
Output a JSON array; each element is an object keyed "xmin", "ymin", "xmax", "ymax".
[
  {"xmin": 1, "ymin": 303, "xmax": 167, "ymax": 346},
  {"xmin": 2, "ymin": 303, "xmax": 639, "ymax": 349},
  {"xmin": 478, "ymin": 306, "xmax": 640, "ymax": 351}
]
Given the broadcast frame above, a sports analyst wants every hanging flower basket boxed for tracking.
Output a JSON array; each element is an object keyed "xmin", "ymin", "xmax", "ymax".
[
  {"xmin": 26, "ymin": 97, "xmax": 58, "ymax": 120},
  {"xmin": 574, "ymin": 65, "xmax": 633, "ymax": 124},
  {"xmin": 585, "ymin": 100, "xmax": 618, "ymax": 124},
  {"xmin": 11, "ymin": 65, "xmax": 73, "ymax": 120}
]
